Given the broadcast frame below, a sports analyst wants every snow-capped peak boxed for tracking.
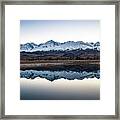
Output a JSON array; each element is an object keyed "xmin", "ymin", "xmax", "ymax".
[
  {"xmin": 20, "ymin": 40, "xmax": 100, "ymax": 52},
  {"xmin": 45, "ymin": 40, "xmax": 55, "ymax": 44}
]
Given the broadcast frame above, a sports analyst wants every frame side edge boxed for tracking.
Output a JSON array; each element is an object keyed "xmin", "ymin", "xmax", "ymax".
[
  {"xmin": 115, "ymin": 2, "xmax": 119, "ymax": 119},
  {"xmin": 1, "ymin": 1, "xmax": 5, "ymax": 119}
]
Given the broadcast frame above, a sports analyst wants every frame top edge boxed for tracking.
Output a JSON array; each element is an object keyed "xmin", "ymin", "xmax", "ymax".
[{"xmin": 1, "ymin": 0, "xmax": 119, "ymax": 5}]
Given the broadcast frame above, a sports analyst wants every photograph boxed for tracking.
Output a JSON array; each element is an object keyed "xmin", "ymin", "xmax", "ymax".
[
  {"xmin": 20, "ymin": 20, "xmax": 100, "ymax": 100},
  {"xmin": 2, "ymin": 1, "xmax": 118, "ymax": 118}
]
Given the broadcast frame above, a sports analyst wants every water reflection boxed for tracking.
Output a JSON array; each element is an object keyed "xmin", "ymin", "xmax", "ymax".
[
  {"xmin": 20, "ymin": 64, "xmax": 100, "ymax": 100},
  {"xmin": 20, "ymin": 70, "xmax": 100, "ymax": 81},
  {"xmin": 20, "ymin": 78, "xmax": 100, "ymax": 100}
]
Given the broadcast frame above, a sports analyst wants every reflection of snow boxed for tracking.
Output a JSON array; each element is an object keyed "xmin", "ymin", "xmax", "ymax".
[{"xmin": 20, "ymin": 70, "xmax": 100, "ymax": 81}]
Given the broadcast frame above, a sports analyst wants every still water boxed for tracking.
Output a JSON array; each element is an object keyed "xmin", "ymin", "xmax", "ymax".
[{"xmin": 20, "ymin": 70, "xmax": 100, "ymax": 100}]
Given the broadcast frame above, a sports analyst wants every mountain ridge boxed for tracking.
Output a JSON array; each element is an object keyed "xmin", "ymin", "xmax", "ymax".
[{"xmin": 20, "ymin": 40, "xmax": 100, "ymax": 52}]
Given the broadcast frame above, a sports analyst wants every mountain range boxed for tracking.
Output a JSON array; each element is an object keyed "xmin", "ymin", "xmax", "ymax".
[{"xmin": 20, "ymin": 40, "xmax": 100, "ymax": 52}]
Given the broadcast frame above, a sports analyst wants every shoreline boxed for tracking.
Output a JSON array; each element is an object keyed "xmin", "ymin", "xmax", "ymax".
[
  {"xmin": 20, "ymin": 60, "xmax": 100, "ymax": 64},
  {"xmin": 20, "ymin": 60, "xmax": 100, "ymax": 70}
]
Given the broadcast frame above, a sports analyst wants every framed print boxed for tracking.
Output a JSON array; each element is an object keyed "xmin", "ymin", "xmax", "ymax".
[{"xmin": 0, "ymin": 0, "xmax": 119, "ymax": 119}]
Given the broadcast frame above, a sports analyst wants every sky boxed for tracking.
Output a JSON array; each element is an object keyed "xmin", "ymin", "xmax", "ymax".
[{"xmin": 20, "ymin": 20, "xmax": 100, "ymax": 44}]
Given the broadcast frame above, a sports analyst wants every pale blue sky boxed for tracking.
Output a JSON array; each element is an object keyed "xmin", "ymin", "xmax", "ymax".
[{"xmin": 20, "ymin": 20, "xmax": 100, "ymax": 44}]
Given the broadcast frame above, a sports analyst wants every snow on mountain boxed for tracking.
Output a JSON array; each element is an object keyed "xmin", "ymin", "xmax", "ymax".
[
  {"xmin": 20, "ymin": 40, "xmax": 100, "ymax": 52},
  {"xmin": 20, "ymin": 43, "xmax": 38, "ymax": 51}
]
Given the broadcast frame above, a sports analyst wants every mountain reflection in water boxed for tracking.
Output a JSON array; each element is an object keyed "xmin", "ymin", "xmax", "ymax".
[
  {"xmin": 20, "ymin": 70, "xmax": 100, "ymax": 81},
  {"xmin": 20, "ymin": 64, "xmax": 100, "ymax": 81},
  {"xmin": 20, "ymin": 64, "xmax": 100, "ymax": 100}
]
